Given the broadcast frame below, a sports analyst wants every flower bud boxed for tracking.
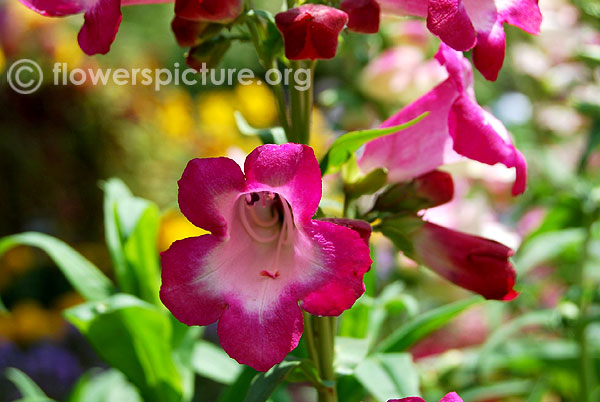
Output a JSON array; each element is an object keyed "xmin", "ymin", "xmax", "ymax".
[
  {"xmin": 186, "ymin": 36, "xmax": 232, "ymax": 70},
  {"xmin": 175, "ymin": 0, "xmax": 243, "ymax": 23},
  {"xmin": 275, "ymin": 4, "xmax": 348, "ymax": 60},
  {"xmin": 172, "ymin": 17, "xmax": 207, "ymax": 47},
  {"xmin": 340, "ymin": 0, "xmax": 380, "ymax": 34}
]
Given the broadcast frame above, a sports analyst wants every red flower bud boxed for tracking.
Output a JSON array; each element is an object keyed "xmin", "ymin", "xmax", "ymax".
[
  {"xmin": 412, "ymin": 222, "xmax": 518, "ymax": 301},
  {"xmin": 172, "ymin": 17, "xmax": 206, "ymax": 47},
  {"xmin": 340, "ymin": 0, "xmax": 380, "ymax": 34},
  {"xmin": 275, "ymin": 4, "xmax": 348, "ymax": 60},
  {"xmin": 175, "ymin": 0, "xmax": 243, "ymax": 23},
  {"xmin": 414, "ymin": 170, "xmax": 454, "ymax": 209}
]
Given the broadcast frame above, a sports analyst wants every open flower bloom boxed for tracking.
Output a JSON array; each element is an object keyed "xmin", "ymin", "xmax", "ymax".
[
  {"xmin": 275, "ymin": 4, "xmax": 348, "ymax": 60},
  {"xmin": 379, "ymin": 0, "xmax": 542, "ymax": 80},
  {"xmin": 411, "ymin": 221, "xmax": 518, "ymax": 300},
  {"xmin": 18, "ymin": 0, "xmax": 170, "ymax": 55},
  {"xmin": 174, "ymin": 0, "xmax": 243, "ymax": 23},
  {"xmin": 359, "ymin": 43, "xmax": 527, "ymax": 196},
  {"xmin": 389, "ymin": 392, "xmax": 464, "ymax": 402},
  {"xmin": 341, "ymin": 0, "xmax": 381, "ymax": 34},
  {"xmin": 160, "ymin": 144, "xmax": 372, "ymax": 371}
]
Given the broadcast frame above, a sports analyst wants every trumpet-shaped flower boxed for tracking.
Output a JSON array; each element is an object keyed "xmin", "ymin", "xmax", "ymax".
[
  {"xmin": 359, "ymin": 43, "xmax": 527, "ymax": 196},
  {"xmin": 389, "ymin": 392, "xmax": 464, "ymax": 402},
  {"xmin": 17, "ymin": 0, "xmax": 171, "ymax": 55},
  {"xmin": 379, "ymin": 0, "xmax": 542, "ymax": 80},
  {"xmin": 174, "ymin": 0, "xmax": 243, "ymax": 23},
  {"xmin": 160, "ymin": 144, "xmax": 372, "ymax": 371},
  {"xmin": 275, "ymin": 4, "xmax": 348, "ymax": 60}
]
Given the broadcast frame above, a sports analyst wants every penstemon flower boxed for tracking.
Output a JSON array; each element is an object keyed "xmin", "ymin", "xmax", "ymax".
[
  {"xmin": 275, "ymin": 4, "xmax": 349, "ymax": 60},
  {"xmin": 160, "ymin": 144, "xmax": 372, "ymax": 371},
  {"xmin": 17, "ymin": 0, "xmax": 171, "ymax": 55},
  {"xmin": 388, "ymin": 392, "xmax": 464, "ymax": 402},
  {"xmin": 378, "ymin": 0, "xmax": 542, "ymax": 80},
  {"xmin": 359, "ymin": 43, "xmax": 527, "ymax": 196},
  {"xmin": 174, "ymin": 0, "xmax": 243, "ymax": 23}
]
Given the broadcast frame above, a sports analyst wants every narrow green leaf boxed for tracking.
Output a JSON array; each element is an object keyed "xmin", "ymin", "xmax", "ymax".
[
  {"xmin": 375, "ymin": 297, "xmax": 482, "ymax": 353},
  {"xmin": 218, "ymin": 366, "xmax": 258, "ymax": 402},
  {"xmin": 5, "ymin": 367, "xmax": 54, "ymax": 401},
  {"xmin": 516, "ymin": 229, "xmax": 585, "ymax": 275},
  {"xmin": 243, "ymin": 360, "xmax": 302, "ymax": 402},
  {"xmin": 234, "ymin": 111, "xmax": 287, "ymax": 145},
  {"xmin": 319, "ymin": 113, "xmax": 428, "ymax": 176},
  {"xmin": 0, "ymin": 233, "xmax": 114, "ymax": 301},
  {"xmin": 354, "ymin": 353, "xmax": 419, "ymax": 401},
  {"xmin": 102, "ymin": 179, "xmax": 161, "ymax": 304},
  {"xmin": 64, "ymin": 294, "xmax": 183, "ymax": 402},
  {"xmin": 68, "ymin": 369, "xmax": 142, "ymax": 402},
  {"xmin": 459, "ymin": 380, "xmax": 534, "ymax": 401},
  {"xmin": 192, "ymin": 341, "xmax": 242, "ymax": 384}
]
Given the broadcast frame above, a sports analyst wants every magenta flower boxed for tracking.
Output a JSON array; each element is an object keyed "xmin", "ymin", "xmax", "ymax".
[
  {"xmin": 275, "ymin": 4, "xmax": 349, "ymax": 60},
  {"xmin": 359, "ymin": 43, "xmax": 527, "ymax": 196},
  {"xmin": 379, "ymin": 0, "xmax": 542, "ymax": 80},
  {"xmin": 160, "ymin": 144, "xmax": 372, "ymax": 371},
  {"xmin": 389, "ymin": 392, "xmax": 464, "ymax": 402},
  {"xmin": 174, "ymin": 0, "xmax": 243, "ymax": 23},
  {"xmin": 17, "ymin": 0, "xmax": 170, "ymax": 55}
]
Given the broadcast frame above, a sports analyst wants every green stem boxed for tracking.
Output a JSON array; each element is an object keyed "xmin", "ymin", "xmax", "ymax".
[
  {"xmin": 289, "ymin": 60, "xmax": 314, "ymax": 145},
  {"xmin": 312, "ymin": 315, "xmax": 337, "ymax": 402},
  {"xmin": 268, "ymin": 60, "xmax": 291, "ymax": 138},
  {"xmin": 299, "ymin": 60, "xmax": 315, "ymax": 145}
]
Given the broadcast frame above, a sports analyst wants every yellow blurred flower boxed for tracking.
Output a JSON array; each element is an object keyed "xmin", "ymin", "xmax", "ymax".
[
  {"xmin": 0, "ymin": 246, "xmax": 35, "ymax": 290},
  {"xmin": 0, "ymin": 49, "xmax": 5, "ymax": 74},
  {"xmin": 235, "ymin": 81, "xmax": 278, "ymax": 128},
  {"xmin": 0, "ymin": 301, "xmax": 64, "ymax": 344},
  {"xmin": 53, "ymin": 31, "xmax": 84, "ymax": 67},
  {"xmin": 198, "ymin": 91, "xmax": 237, "ymax": 129},
  {"xmin": 159, "ymin": 209, "xmax": 208, "ymax": 251},
  {"xmin": 156, "ymin": 89, "xmax": 196, "ymax": 140},
  {"xmin": 309, "ymin": 108, "xmax": 334, "ymax": 159}
]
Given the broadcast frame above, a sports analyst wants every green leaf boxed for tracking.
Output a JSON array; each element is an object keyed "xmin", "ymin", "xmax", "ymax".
[
  {"xmin": 218, "ymin": 366, "xmax": 258, "ymax": 402},
  {"xmin": 64, "ymin": 294, "xmax": 183, "ymax": 402},
  {"xmin": 0, "ymin": 233, "xmax": 114, "ymax": 301},
  {"xmin": 319, "ymin": 113, "xmax": 428, "ymax": 176},
  {"xmin": 354, "ymin": 353, "xmax": 419, "ymax": 401},
  {"xmin": 516, "ymin": 229, "xmax": 585, "ymax": 275},
  {"xmin": 102, "ymin": 179, "xmax": 161, "ymax": 304},
  {"xmin": 335, "ymin": 337, "xmax": 370, "ymax": 375},
  {"xmin": 5, "ymin": 367, "xmax": 54, "ymax": 401},
  {"xmin": 235, "ymin": 111, "xmax": 287, "ymax": 145},
  {"xmin": 243, "ymin": 360, "xmax": 302, "ymax": 402},
  {"xmin": 459, "ymin": 380, "xmax": 535, "ymax": 401},
  {"xmin": 192, "ymin": 340, "xmax": 242, "ymax": 385},
  {"xmin": 68, "ymin": 369, "xmax": 142, "ymax": 402},
  {"xmin": 375, "ymin": 297, "xmax": 482, "ymax": 353}
]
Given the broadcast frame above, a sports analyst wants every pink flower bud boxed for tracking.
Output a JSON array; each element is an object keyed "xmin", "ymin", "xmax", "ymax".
[
  {"xmin": 340, "ymin": 0, "xmax": 380, "ymax": 34},
  {"xmin": 275, "ymin": 4, "xmax": 348, "ymax": 60},
  {"xmin": 414, "ymin": 170, "xmax": 454, "ymax": 209},
  {"xmin": 175, "ymin": 0, "xmax": 243, "ymax": 23}
]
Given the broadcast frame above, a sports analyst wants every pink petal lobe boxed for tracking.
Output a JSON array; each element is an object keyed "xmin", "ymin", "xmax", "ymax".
[
  {"xmin": 244, "ymin": 144, "xmax": 322, "ymax": 224},
  {"xmin": 299, "ymin": 221, "xmax": 372, "ymax": 316},
  {"xmin": 178, "ymin": 157, "xmax": 246, "ymax": 238},
  {"xmin": 359, "ymin": 79, "xmax": 460, "ymax": 182},
  {"xmin": 318, "ymin": 218, "xmax": 372, "ymax": 245},
  {"xmin": 77, "ymin": 0, "xmax": 122, "ymax": 55},
  {"xmin": 497, "ymin": 0, "xmax": 542, "ymax": 35},
  {"xmin": 387, "ymin": 398, "xmax": 426, "ymax": 402},
  {"xmin": 160, "ymin": 236, "xmax": 228, "ymax": 326},
  {"xmin": 472, "ymin": 20, "xmax": 506, "ymax": 81},
  {"xmin": 218, "ymin": 296, "xmax": 303, "ymax": 372},
  {"xmin": 448, "ymin": 95, "xmax": 527, "ymax": 195},
  {"xmin": 427, "ymin": 0, "xmax": 477, "ymax": 51},
  {"xmin": 440, "ymin": 391, "xmax": 465, "ymax": 402},
  {"xmin": 18, "ymin": 0, "xmax": 88, "ymax": 16}
]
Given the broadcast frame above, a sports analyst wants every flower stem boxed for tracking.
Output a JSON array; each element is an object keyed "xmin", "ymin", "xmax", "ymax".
[
  {"xmin": 289, "ymin": 60, "xmax": 314, "ymax": 145},
  {"xmin": 311, "ymin": 315, "xmax": 337, "ymax": 402},
  {"xmin": 268, "ymin": 60, "xmax": 291, "ymax": 137}
]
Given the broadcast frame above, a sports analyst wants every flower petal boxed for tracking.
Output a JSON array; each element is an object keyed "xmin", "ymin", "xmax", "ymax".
[
  {"xmin": 377, "ymin": 0, "xmax": 427, "ymax": 17},
  {"xmin": 387, "ymin": 398, "xmax": 426, "ymax": 402},
  {"xmin": 160, "ymin": 236, "xmax": 228, "ymax": 326},
  {"xmin": 427, "ymin": 0, "xmax": 477, "ymax": 51},
  {"xmin": 244, "ymin": 144, "xmax": 322, "ymax": 224},
  {"xmin": 17, "ymin": 0, "xmax": 89, "ymax": 16},
  {"xmin": 499, "ymin": 0, "xmax": 542, "ymax": 35},
  {"xmin": 218, "ymin": 296, "xmax": 303, "ymax": 371},
  {"xmin": 359, "ymin": 79, "xmax": 460, "ymax": 182},
  {"xmin": 448, "ymin": 95, "xmax": 527, "ymax": 195},
  {"xmin": 78, "ymin": 0, "xmax": 122, "ymax": 55},
  {"xmin": 178, "ymin": 157, "xmax": 246, "ymax": 238},
  {"xmin": 299, "ymin": 220, "xmax": 372, "ymax": 316},
  {"xmin": 440, "ymin": 392, "xmax": 465, "ymax": 402},
  {"xmin": 472, "ymin": 20, "xmax": 506, "ymax": 81}
]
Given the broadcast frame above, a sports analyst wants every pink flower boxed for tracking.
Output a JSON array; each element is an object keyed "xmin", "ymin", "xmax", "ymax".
[
  {"xmin": 275, "ymin": 4, "xmax": 349, "ymax": 60},
  {"xmin": 411, "ymin": 221, "xmax": 518, "ymax": 301},
  {"xmin": 380, "ymin": 0, "xmax": 542, "ymax": 80},
  {"xmin": 160, "ymin": 144, "xmax": 372, "ymax": 371},
  {"xmin": 359, "ymin": 43, "xmax": 527, "ymax": 196},
  {"xmin": 174, "ymin": 0, "xmax": 243, "ymax": 23},
  {"xmin": 341, "ymin": 0, "xmax": 381, "ymax": 34},
  {"xmin": 389, "ymin": 392, "xmax": 464, "ymax": 402},
  {"xmin": 17, "ymin": 0, "xmax": 170, "ymax": 55}
]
